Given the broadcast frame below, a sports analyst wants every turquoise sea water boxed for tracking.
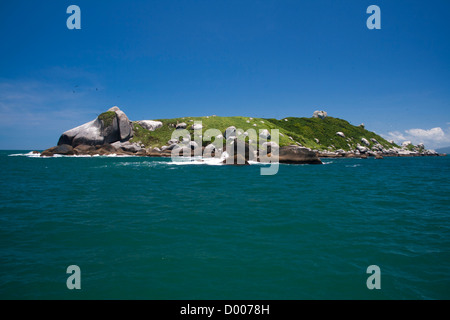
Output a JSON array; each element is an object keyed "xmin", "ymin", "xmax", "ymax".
[{"xmin": 0, "ymin": 150, "xmax": 449, "ymax": 299}]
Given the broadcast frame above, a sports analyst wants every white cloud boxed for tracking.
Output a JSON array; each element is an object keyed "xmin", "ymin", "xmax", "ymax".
[
  {"xmin": 383, "ymin": 127, "xmax": 450, "ymax": 150},
  {"xmin": 405, "ymin": 127, "xmax": 446, "ymax": 141},
  {"xmin": 384, "ymin": 131, "xmax": 406, "ymax": 142}
]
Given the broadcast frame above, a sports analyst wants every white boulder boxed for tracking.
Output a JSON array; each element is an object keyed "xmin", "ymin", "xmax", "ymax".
[
  {"xmin": 111, "ymin": 141, "xmax": 142, "ymax": 153},
  {"xmin": 224, "ymin": 126, "xmax": 237, "ymax": 138},
  {"xmin": 313, "ymin": 110, "xmax": 328, "ymax": 119},
  {"xmin": 402, "ymin": 141, "xmax": 412, "ymax": 147},
  {"xmin": 259, "ymin": 129, "xmax": 271, "ymax": 140},
  {"xmin": 191, "ymin": 123, "xmax": 203, "ymax": 130},
  {"xmin": 137, "ymin": 120, "xmax": 163, "ymax": 131},
  {"xmin": 361, "ymin": 138, "xmax": 370, "ymax": 146},
  {"xmin": 356, "ymin": 145, "xmax": 368, "ymax": 153},
  {"xmin": 188, "ymin": 141, "xmax": 199, "ymax": 150},
  {"xmin": 203, "ymin": 144, "xmax": 216, "ymax": 157},
  {"xmin": 168, "ymin": 139, "xmax": 179, "ymax": 145}
]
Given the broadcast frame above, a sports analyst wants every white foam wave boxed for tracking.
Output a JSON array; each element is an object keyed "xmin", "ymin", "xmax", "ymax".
[
  {"xmin": 115, "ymin": 161, "xmax": 171, "ymax": 168},
  {"xmin": 169, "ymin": 156, "xmax": 225, "ymax": 166},
  {"xmin": 8, "ymin": 151, "xmax": 41, "ymax": 158},
  {"xmin": 168, "ymin": 151, "xmax": 230, "ymax": 166},
  {"xmin": 8, "ymin": 152, "xmax": 136, "ymax": 158}
]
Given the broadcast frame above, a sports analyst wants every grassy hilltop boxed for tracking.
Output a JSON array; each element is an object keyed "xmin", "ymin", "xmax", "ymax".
[{"xmin": 129, "ymin": 115, "xmax": 397, "ymax": 151}]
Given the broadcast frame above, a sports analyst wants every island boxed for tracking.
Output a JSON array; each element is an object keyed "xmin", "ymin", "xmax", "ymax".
[{"xmin": 38, "ymin": 106, "xmax": 443, "ymax": 164}]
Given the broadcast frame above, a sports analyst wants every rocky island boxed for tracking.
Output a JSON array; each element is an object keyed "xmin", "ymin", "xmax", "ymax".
[{"xmin": 39, "ymin": 107, "xmax": 443, "ymax": 164}]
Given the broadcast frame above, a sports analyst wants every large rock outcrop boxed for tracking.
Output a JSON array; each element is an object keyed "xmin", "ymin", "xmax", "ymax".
[
  {"xmin": 40, "ymin": 144, "xmax": 75, "ymax": 157},
  {"xmin": 313, "ymin": 110, "xmax": 328, "ymax": 119},
  {"xmin": 278, "ymin": 145, "xmax": 322, "ymax": 164},
  {"xmin": 57, "ymin": 118, "xmax": 105, "ymax": 146},
  {"xmin": 57, "ymin": 106, "xmax": 132, "ymax": 147},
  {"xmin": 109, "ymin": 106, "xmax": 132, "ymax": 140}
]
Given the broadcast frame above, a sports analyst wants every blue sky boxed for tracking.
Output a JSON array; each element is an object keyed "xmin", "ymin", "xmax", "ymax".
[{"xmin": 0, "ymin": 0, "xmax": 449, "ymax": 149}]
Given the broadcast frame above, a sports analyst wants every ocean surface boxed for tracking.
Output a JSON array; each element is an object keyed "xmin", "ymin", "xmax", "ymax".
[{"xmin": 0, "ymin": 150, "xmax": 449, "ymax": 299}]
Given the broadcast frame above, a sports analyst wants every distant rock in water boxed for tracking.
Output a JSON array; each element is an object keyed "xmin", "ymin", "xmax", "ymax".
[{"xmin": 57, "ymin": 106, "xmax": 132, "ymax": 147}]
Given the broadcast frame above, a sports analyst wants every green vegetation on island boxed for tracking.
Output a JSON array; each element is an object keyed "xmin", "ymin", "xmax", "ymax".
[
  {"xmin": 45, "ymin": 106, "xmax": 441, "ymax": 158},
  {"xmin": 131, "ymin": 115, "xmax": 398, "ymax": 151},
  {"xmin": 98, "ymin": 111, "xmax": 117, "ymax": 127}
]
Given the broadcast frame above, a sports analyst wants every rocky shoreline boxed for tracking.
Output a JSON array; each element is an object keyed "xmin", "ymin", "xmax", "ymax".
[
  {"xmin": 38, "ymin": 106, "xmax": 446, "ymax": 163},
  {"xmin": 38, "ymin": 142, "xmax": 444, "ymax": 160},
  {"xmin": 316, "ymin": 148, "xmax": 442, "ymax": 159},
  {"xmin": 39, "ymin": 142, "xmax": 326, "ymax": 165}
]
